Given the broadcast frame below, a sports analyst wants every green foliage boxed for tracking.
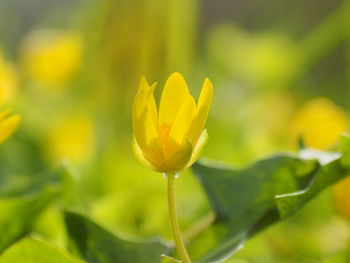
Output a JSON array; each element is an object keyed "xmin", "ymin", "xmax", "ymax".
[
  {"xmin": 189, "ymin": 148, "xmax": 349, "ymax": 262},
  {"xmin": 0, "ymin": 173, "xmax": 60, "ymax": 252},
  {"xmin": 64, "ymin": 211, "xmax": 170, "ymax": 263},
  {"xmin": 0, "ymin": 142, "xmax": 348, "ymax": 262},
  {"xmin": 0, "ymin": 236, "xmax": 84, "ymax": 263},
  {"xmin": 0, "ymin": 143, "xmax": 348, "ymax": 262}
]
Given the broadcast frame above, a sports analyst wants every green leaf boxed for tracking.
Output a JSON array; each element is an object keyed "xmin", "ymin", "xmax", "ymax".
[
  {"xmin": 0, "ymin": 174, "xmax": 61, "ymax": 252},
  {"xmin": 59, "ymin": 162, "xmax": 84, "ymax": 209},
  {"xmin": 190, "ymin": 148, "xmax": 348, "ymax": 262},
  {"xmin": 64, "ymin": 211, "xmax": 170, "ymax": 263},
  {"xmin": 0, "ymin": 236, "xmax": 84, "ymax": 263}
]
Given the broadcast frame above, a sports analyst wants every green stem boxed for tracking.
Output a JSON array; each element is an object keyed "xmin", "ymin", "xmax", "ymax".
[{"xmin": 166, "ymin": 172, "xmax": 192, "ymax": 263}]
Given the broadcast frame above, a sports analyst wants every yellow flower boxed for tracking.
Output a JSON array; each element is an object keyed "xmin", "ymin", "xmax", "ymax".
[
  {"xmin": 0, "ymin": 109, "xmax": 20, "ymax": 143},
  {"xmin": 21, "ymin": 30, "xmax": 82, "ymax": 86},
  {"xmin": 333, "ymin": 176, "xmax": 350, "ymax": 221},
  {"xmin": 290, "ymin": 98, "xmax": 349, "ymax": 149},
  {"xmin": 291, "ymin": 99, "xmax": 350, "ymax": 220},
  {"xmin": 132, "ymin": 72, "xmax": 213, "ymax": 173}
]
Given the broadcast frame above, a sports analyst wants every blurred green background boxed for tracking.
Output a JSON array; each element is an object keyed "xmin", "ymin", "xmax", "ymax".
[{"xmin": 0, "ymin": 0, "xmax": 350, "ymax": 262}]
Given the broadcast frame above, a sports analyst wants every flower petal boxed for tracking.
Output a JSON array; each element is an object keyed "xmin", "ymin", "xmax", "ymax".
[
  {"xmin": 133, "ymin": 77, "xmax": 157, "ymax": 121},
  {"xmin": 132, "ymin": 136, "xmax": 156, "ymax": 171},
  {"xmin": 147, "ymin": 83, "xmax": 158, "ymax": 130},
  {"xmin": 162, "ymin": 137, "xmax": 193, "ymax": 173},
  {"xmin": 189, "ymin": 78, "xmax": 213, "ymax": 145},
  {"xmin": 159, "ymin": 72, "xmax": 190, "ymax": 125},
  {"xmin": 133, "ymin": 77, "xmax": 158, "ymax": 148},
  {"xmin": 133, "ymin": 76, "xmax": 149, "ymax": 122},
  {"xmin": 185, "ymin": 129, "xmax": 208, "ymax": 169},
  {"xmin": 169, "ymin": 95, "xmax": 196, "ymax": 145},
  {"xmin": 134, "ymin": 103, "xmax": 159, "ymax": 148}
]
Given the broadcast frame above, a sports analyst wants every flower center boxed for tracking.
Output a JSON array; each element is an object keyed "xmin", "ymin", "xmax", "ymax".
[{"xmin": 158, "ymin": 123, "xmax": 171, "ymax": 148}]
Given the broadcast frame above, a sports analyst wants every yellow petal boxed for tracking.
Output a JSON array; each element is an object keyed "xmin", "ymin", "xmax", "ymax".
[
  {"xmin": 189, "ymin": 78, "xmax": 213, "ymax": 144},
  {"xmin": 159, "ymin": 72, "xmax": 190, "ymax": 125},
  {"xmin": 133, "ymin": 101, "xmax": 147, "ymax": 150},
  {"xmin": 133, "ymin": 134, "xmax": 166, "ymax": 172},
  {"xmin": 185, "ymin": 129, "xmax": 208, "ymax": 169},
  {"xmin": 132, "ymin": 79, "xmax": 149, "ymax": 146},
  {"xmin": 132, "ymin": 136, "xmax": 157, "ymax": 171},
  {"xmin": 134, "ymin": 104, "xmax": 159, "ymax": 149},
  {"xmin": 162, "ymin": 138, "xmax": 193, "ymax": 173},
  {"xmin": 169, "ymin": 95, "xmax": 196, "ymax": 145},
  {"xmin": 133, "ymin": 76, "xmax": 153, "ymax": 122},
  {"xmin": 147, "ymin": 83, "xmax": 158, "ymax": 130},
  {"xmin": 133, "ymin": 77, "xmax": 158, "ymax": 149},
  {"xmin": 145, "ymin": 138, "xmax": 165, "ymax": 171},
  {"xmin": 133, "ymin": 85, "xmax": 163, "ymax": 169},
  {"xmin": 0, "ymin": 114, "xmax": 20, "ymax": 143},
  {"xmin": 144, "ymin": 109, "xmax": 159, "ymax": 145}
]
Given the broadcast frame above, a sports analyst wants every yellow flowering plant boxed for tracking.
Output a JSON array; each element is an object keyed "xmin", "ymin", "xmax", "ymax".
[
  {"xmin": 132, "ymin": 72, "xmax": 213, "ymax": 263},
  {"xmin": 290, "ymin": 98, "xmax": 350, "ymax": 222},
  {"xmin": 290, "ymin": 98, "xmax": 349, "ymax": 149},
  {"xmin": 21, "ymin": 30, "xmax": 82, "ymax": 87}
]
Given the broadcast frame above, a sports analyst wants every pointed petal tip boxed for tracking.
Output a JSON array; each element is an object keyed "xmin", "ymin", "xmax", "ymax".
[
  {"xmin": 204, "ymin": 77, "xmax": 213, "ymax": 90},
  {"xmin": 159, "ymin": 72, "xmax": 190, "ymax": 125},
  {"xmin": 140, "ymin": 75, "xmax": 147, "ymax": 81},
  {"xmin": 166, "ymin": 72, "xmax": 188, "ymax": 86},
  {"xmin": 199, "ymin": 77, "xmax": 213, "ymax": 106},
  {"xmin": 169, "ymin": 72, "xmax": 183, "ymax": 78},
  {"xmin": 138, "ymin": 75, "xmax": 151, "ymax": 91}
]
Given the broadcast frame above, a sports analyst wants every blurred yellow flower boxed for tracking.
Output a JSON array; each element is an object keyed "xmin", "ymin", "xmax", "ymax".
[
  {"xmin": 46, "ymin": 115, "xmax": 95, "ymax": 163},
  {"xmin": 0, "ymin": 52, "xmax": 17, "ymax": 103},
  {"xmin": 21, "ymin": 30, "xmax": 82, "ymax": 86},
  {"xmin": 133, "ymin": 72, "xmax": 213, "ymax": 173},
  {"xmin": 333, "ymin": 176, "xmax": 350, "ymax": 220},
  {"xmin": 292, "ymin": 99, "xmax": 350, "ymax": 221},
  {"xmin": 290, "ymin": 98, "xmax": 349, "ymax": 149},
  {"xmin": 0, "ymin": 109, "xmax": 20, "ymax": 143}
]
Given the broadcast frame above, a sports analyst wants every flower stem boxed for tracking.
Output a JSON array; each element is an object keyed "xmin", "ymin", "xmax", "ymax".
[{"xmin": 166, "ymin": 172, "xmax": 192, "ymax": 263}]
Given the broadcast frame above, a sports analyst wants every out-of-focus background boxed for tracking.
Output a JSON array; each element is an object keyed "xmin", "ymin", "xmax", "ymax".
[{"xmin": 0, "ymin": 0, "xmax": 350, "ymax": 262}]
